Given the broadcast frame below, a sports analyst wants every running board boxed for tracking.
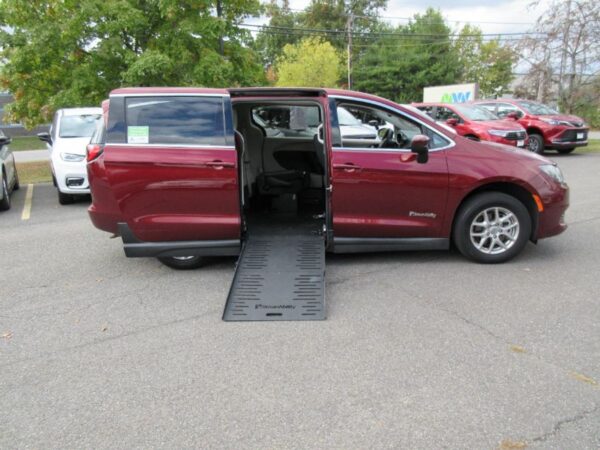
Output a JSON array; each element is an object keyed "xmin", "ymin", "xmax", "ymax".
[{"xmin": 223, "ymin": 227, "xmax": 326, "ymax": 321}]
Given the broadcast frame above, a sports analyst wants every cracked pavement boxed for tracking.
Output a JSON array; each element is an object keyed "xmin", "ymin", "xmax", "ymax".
[{"xmin": 1, "ymin": 153, "xmax": 600, "ymax": 449}]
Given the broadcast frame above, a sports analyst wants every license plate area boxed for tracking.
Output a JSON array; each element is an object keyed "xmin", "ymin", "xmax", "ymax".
[{"xmin": 517, "ymin": 140, "xmax": 525, "ymax": 147}]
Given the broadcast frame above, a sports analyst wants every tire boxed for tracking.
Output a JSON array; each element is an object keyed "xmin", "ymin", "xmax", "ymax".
[
  {"xmin": 13, "ymin": 167, "xmax": 20, "ymax": 190},
  {"xmin": 58, "ymin": 190, "xmax": 74, "ymax": 205},
  {"xmin": 158, "ymin": 256, "xmax": 205, "ymax": 270},
  {"xmin": 453, "ymin": 192, "xmax": 531, "ymax": 264},
  {"xmin": 0, "ymin": 173, "xmax": 11, "ymax": 211},
  {"xmin": 527, "ymin": 133, "xmax": 544, "ymax": 154},
  {"xmin": 556, "ymin": 147, "xmax": 575, "ymax": 154}
]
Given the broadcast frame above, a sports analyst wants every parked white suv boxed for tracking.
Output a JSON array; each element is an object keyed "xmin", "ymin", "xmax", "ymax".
[{"xmin": 38, "ymin": 108, "xmax": 102, "ymax": 204}]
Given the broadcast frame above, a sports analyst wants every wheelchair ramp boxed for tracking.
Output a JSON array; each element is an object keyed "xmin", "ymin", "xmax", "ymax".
[{"xmin": 223, "ymin": 220, "xmax": 325, "ymax": 321}]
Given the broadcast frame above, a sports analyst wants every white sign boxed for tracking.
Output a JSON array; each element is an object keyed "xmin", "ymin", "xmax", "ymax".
[{"xmin": 423, "ymin": 83, "xmax": 479, "ymax": 103}]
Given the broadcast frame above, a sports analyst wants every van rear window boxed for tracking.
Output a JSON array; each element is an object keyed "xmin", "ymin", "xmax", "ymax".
[{"xmin": 125, "ymin": 96, "xmax": 226, "ymax": 146}]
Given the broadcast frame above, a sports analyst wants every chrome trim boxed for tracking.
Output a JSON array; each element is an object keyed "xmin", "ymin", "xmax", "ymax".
[
  {"xmin": 330, "ymin": 95, "xmax": 455, "ymax": 153},
  {"xmin": 104, "ymin": 143, "xmax": 236, "ymax": 149},
  {"xmin": 110, "ymin": 93, "xmax": 230, "ymax": 98}
]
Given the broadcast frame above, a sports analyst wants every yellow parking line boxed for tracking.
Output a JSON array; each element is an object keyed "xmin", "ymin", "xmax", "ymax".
[{"xmin": 21, "ymin": 184, "xmax": 33, "ymax": 221}]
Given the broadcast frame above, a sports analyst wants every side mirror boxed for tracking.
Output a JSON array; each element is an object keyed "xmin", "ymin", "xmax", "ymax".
[
  {"xmin": 445, "ymin": 118, "xmax": 458, "ymax": 127},
  {"xmin": 410, "ymin": 135, "xmax": 430, "ymax": 164},
  {"xmin": 368, "ymin": 119, "xmax": 379, "ymax": 130},
  {"xmin": 0, "ymin": 136, "xmax": 11, "ymax": 147},
  {"xmin": 507, "ymin": 112, "xmax": 520, "ymax": 120},
  {"xmin": 37, "ymin": 132, "xmax": 52, "ymax": 145}
]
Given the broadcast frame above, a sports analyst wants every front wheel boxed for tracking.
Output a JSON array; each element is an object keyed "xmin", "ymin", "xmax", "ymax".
[
  {"xmin": 556, "ymin": 147, "xmax": 575, "ymax": 154},
  {"xmin": 58, "ymin": 190, "xmax": 74, "ymax": 205},
  {"xmin": 0, "ymin": 173, "xmax": 11, "ymax": 211},
  {"xmin": 158, "ymin": 255, "xmax": 204, "ymax": 270},
  {"xmin": 453, "ymin": 192, "xmax": 531, "ymax": 263},
  {"xmin": 528, "ymin": 134, "xmax": 545, "ymax": 154}
]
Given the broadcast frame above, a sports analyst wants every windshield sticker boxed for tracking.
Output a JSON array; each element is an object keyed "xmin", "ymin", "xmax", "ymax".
[{"xmin": 127, "ymin": 126, "xmax": 149, "ymax": 144}]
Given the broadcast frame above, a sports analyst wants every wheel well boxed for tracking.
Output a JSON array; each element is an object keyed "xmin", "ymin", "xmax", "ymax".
[
  {"xmin": 526, "ymin": 127, "xmax": 543, "ymax": 137},
  {"xmin": 464, "ymin": 134, "xmax": 479, "ymax": 140},
  {"xmin": 452, "ymin": 183, "xmax": 539, "ymax": 242}
]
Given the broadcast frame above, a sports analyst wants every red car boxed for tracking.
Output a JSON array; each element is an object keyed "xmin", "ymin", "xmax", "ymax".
[
  {"xmin": 473, "ymin": 99, "xmax": 588, "ymax": 154},
  {"xmin": 413, "ymin": 102, "xmax": 528, "ymax": 148},
  {"xmin": 87, "ymin": 87, "xmax": 568, "ymax": 270}
]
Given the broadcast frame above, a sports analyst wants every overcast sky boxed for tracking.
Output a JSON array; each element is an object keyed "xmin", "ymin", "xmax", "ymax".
[{"xmin": 252, "ymin": 0, "xmax": 553, "ymax": 35}]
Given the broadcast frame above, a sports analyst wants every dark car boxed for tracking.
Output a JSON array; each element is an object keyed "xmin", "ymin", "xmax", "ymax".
[
  {"xmin": 474, "ymin": 99, "xmax": 588, "ymax": 154},
  {"xmin": 88, "ymin": 87, "xmax": 568, "ymax": 270},
  {"xmin": 413, "ymin": 102, "xmax": 528, "ymax": 148}
]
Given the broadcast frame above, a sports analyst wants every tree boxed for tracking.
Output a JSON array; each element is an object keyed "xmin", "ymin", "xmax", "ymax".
[
  {"xmin": 516, "ymin": 0, "xmax": 600, "ymax": 112},
  {"xmin": 454, "ymin": 25, "xmax": 516, "ymax": 98},
  {"xmin": 253, "ymin": 0, "xmax": 301, "ymax": 66},
  {"xmin": 0, "ymin": 0, "xmax": 266, "ymax": 127},
  {"xmin": 353, "ymin": 9, "xmax": 460, "ymax": 102},
  {"xmin": 275, "ymin": 37, "xmax": 342, "ymax": 87}
]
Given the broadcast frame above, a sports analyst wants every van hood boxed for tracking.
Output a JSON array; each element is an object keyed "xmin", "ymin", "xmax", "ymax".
[
  {"xmin": 471, "ymin": 138, "xmax": 552, "ymax": 164},
  {"xmin": 53, "ymin": 137, "xmax": 91, "ymax": 156}
]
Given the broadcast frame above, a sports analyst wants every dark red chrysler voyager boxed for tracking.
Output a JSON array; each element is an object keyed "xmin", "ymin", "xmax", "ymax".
[{"xmin": 87, "ymin": 87, "xmax": 568, "ymax": 269}]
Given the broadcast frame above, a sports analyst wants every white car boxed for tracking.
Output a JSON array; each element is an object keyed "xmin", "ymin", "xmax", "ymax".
[
  {"xmin": 0, "ymin": 130, "xmax": 19, "ymax": 211},
  {"xmin": 38, "ymin": 108, "xmax": 102, "ymax": 204}
]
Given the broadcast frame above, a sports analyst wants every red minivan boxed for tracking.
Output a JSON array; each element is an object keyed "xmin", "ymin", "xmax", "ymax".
[
  {"xmin": 413, "ymin": 102, "xmax": 528, "ymax": 148},
  {"xmin": 473, "ymin": 99, "xmax": 588, "ymax": 154},
  {"xmin": 87, "ymin": 87, "xmax": 568, "ymax": 269}
]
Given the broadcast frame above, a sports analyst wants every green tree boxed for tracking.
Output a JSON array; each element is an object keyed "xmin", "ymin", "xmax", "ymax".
[
  {"xmin": 454, "ymin": 25, "xmax": 516, "ymax": 98},
  {"xmin": 275, "ymin": 37, "xmax": 342, "ymax": 87},
  {"xmin": 353, "ymin": 9, "xmax": 460, "ymax": 102},
  {"xmin": 0, "ymin": 0, "xmax": 266, "ymax": 127}
]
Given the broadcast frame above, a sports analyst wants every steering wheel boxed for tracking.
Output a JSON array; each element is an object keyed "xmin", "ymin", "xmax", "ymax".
[
  {"xmin": 378, "ymin": 128, "xmax": 395, "ymax": 148},
  {"xmin": 396, "ymin": 130, "xmax": 409, "ymax": 148}
]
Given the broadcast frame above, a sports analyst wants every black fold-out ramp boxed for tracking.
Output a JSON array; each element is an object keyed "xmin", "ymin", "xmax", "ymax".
[{"xmin": 223, "ymin": 218, "xmax": 326, "ymax": 321}]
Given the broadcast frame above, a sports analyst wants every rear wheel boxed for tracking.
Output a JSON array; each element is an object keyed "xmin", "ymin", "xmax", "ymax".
[
  {"xmin": 0, "ymin": 173, "xmax": 11, "ymax": 211},
  {"xmin": 453, "ymin": 192, "xmax": 531, "ymax": 263},
  {"xmin": 58, "ymin": 190, "xmax": 74, "ymax": 205},
  {"xmin": 527, "ymin": 133, "xmax": 544, "ymax": 154},
  {"xmin": 556, "ymin": 147, "xmax": 575, "ymax": 154},
  {"xmin": 158, "ymin": 256, "xmax": 204, "ymax": 270}
]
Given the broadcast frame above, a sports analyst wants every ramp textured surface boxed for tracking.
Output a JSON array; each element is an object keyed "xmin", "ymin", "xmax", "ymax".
[{"xmin": 223, "ymin": 219, "xmax": 325, "ymax": 321}]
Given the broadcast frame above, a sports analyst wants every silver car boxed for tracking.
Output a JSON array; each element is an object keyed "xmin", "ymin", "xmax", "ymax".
[{"xmin": 0, "ymin": 130, "xmax": 19, "ymax": 210}]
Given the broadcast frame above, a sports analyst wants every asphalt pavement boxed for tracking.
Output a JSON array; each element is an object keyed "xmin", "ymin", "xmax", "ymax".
[{"xmin": 1, "ymin": 153, "xmax": 600, "ymax": 449}]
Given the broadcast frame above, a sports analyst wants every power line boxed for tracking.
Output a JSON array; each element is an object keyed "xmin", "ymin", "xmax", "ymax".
[
  {"xmin": 283, "ymin": 7, "xmax": 536, "ymax": 26},
  {"xmin": 240, "ymin": 23, "xmax": 547, "ymax": 38}
]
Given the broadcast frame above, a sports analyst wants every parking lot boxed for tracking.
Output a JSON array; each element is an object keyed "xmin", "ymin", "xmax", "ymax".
[{"xmin": 1, "ymin": 153, "xmax": 599, "ymax": 449}]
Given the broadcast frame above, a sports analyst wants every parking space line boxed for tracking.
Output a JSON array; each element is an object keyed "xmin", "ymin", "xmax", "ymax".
[{"xmin": 21, "ymin": 184, "xmax": 34, "ymax": 221}]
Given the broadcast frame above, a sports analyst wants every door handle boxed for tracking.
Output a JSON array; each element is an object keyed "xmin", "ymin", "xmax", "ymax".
[
  {"xmin": 333, "ymin": 163, "xmax": 361, "ymax": 172},
  {"xmin": 206, "ymin": 160, "xmax": 235, "ymax": 169}
]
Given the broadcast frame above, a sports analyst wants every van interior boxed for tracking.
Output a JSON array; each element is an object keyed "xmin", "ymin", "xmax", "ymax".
[{"xmin": 232, "ymin": 101, "xmax": 327, "ymax": 236}]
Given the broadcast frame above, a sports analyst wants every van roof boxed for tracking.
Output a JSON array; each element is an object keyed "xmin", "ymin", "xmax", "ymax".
[{"xmin": 59, "ymin": 107, "xmax": 103, "ymax": 116}]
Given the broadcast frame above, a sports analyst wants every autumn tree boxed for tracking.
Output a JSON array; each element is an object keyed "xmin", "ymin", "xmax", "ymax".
[{"xmin": 275, "ymin": 37, "xmax": 342, "ymax": 87}]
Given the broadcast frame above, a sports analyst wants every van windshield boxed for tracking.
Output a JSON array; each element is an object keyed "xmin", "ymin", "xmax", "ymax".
[{"xmin": 59, "ymin": 114, "xmax": 101, "ymax": 138}]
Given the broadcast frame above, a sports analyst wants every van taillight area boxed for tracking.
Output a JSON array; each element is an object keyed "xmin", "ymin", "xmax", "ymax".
[{"xmin": 86, "ymin": 144, "xmax": 104, "ymax": 162}]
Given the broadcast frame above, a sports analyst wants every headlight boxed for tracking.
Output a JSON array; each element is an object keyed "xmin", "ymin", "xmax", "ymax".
[
  {"xmin": 60, "ymin": 153, "xmax": 85, "ymax": 162},
  {"xmin": 540, "ymin": 164, "xmax": 565, "ymax": 184},
  {"xmin": 540, "ymin": 118, "xmax": 569, "ymax": 126},
  {"xmin": 488, "ymin": 130, "xmax": 509, "ymax": 137}
]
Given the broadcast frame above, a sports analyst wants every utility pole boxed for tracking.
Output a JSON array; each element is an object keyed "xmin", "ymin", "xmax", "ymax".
[
  {"xmin": 216, "ymin": 0, "xmax": 224, "ymax": 56},
  {"xmin": 347, "ymin": 13, "xmax": 353, "ymax": 89}
]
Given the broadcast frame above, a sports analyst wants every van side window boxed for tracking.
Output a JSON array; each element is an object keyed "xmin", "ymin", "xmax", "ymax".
[
  {"xmin": 125, "ymin": 96, "xmax": 226, "ymax": 146},
  {"xmin": 251, "ymin": 105, "xmax": 321, "ymax": 138},
  {"xmin": 334, "ymin": 101, "xmax": 450, "ymax": 150}
]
